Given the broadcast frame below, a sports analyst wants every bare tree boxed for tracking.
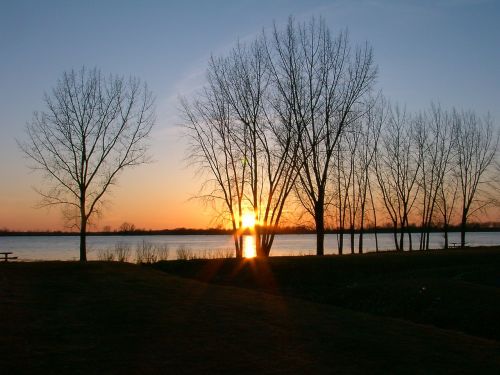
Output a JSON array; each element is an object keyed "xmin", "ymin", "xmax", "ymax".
[
  {"xmin": 374, "ymin": 105, "xmax": 421, "ymax": 251},
  {"xmin": 452, "ymin": 109, "xmax": 498, "ymax": 247},
  {"xmin": 436, "ymin": 170, "xmax": 459, "ymax": 249},
  {"xmin": 19, "ymin": 67, "xmax": 155, "ymax": 261},
  {"xmin": 414, "ymin": 104, "xmax": 454, "ymax": 250},
  {"xmin": 181, "ymin": 54, "xmax": 248, "ymax": 257},
  {"xmin": 119, "ymin": 222, "xmax": 137, "ymax": 233},
  {"xmin": 268, "ymin": 17, "xmax": 376, "ymax": 255},
  {"xmin": 334, "ymin": 99, "xmax": 383, "ymax": 255},
  {"xmin": 183, "ymin": 36, "xmax": 301, "ymax": 257},
  {"xmin": 333, "ymin": 135, "xmax": 354, "ymax": 255},
  {"xmin": 355, "ymin": 98, "xmax": 384, "ymax": 253}
]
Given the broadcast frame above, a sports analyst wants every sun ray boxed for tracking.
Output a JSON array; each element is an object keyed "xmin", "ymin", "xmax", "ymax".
[{"xmin": 243, "ymin": 235, "xmax": 256, "ymax": 258}]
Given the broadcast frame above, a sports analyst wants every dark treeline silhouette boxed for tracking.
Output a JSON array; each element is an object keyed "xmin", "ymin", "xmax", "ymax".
[
  {"xmin": 183, "ymin": 16, "xmax": 499, "ymax": 257},
  {"xmin": 2, "ymin": 222, "xmax": 500, "ymax": 237}
]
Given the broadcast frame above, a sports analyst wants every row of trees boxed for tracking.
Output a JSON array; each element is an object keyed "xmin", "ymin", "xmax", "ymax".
[
  {"xmin": 20, "ymin": 17, "xmax": 498, "ymax": 261},
  {"xmin": 332, "ymin": 102, "xmax": 498, "ymax": 254},
  {"xmin": 184, "ymin": 17, "xmax": 499, "ymax": 257},
  {"xmin": 183, "ymin": 17, "xmax": 376, "ymax": 257}
]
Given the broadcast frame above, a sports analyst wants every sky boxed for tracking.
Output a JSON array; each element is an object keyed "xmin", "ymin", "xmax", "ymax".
[{"xmin": 0, "ymin": 0, "xmax": 499, "ymax": 231}]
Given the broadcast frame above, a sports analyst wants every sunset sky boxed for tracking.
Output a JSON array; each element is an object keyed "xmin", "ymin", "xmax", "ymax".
[{"xmin": 1, "ymin": 0, "xmax": 499, "ymax": 231}]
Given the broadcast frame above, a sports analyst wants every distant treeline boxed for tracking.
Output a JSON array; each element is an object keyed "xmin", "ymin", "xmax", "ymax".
[{"xmin": 2, "ymin": 223, "xmax": 499, "ymax": 236}]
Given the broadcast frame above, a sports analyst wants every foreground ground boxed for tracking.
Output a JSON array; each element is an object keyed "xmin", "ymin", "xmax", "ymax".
[{"xmin": 1, "ymin": 247, "xmax": 500, "ymax": 374}]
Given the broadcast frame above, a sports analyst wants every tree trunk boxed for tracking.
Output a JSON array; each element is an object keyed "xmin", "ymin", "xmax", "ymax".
[
  {"xmin": 399, "ymin": 229, "xmax": 404, "ymax": 252},
  {"xmin": 233, "ymin": 232, "xmax": 243, "ymax": 258},
  {"xmin": 80, "ymin": 216, "xmax": 87, "ymax": 262},
  {"xmin": 443, "ymin": 220, "xmax": 449, "ymax": 250},
  {"xmin": 358, "ymin": 201, "xmax": 366, "ymax": 254},
  {"xmin": 419, "ymin": 219, "xmax": 425, "ymax": 251},
  {"xmin": 338, "ymin": 229, "xmax": 344, "ymax": 255},
  {"xmin": 350, "ymin": 228, "xmax": 355, "ymax": 254},
  {"xmin": 338, "ymin": 206, "xmax": 345, "ymax": 255},
  {"xmin": 368, "ymin": 183, "xmax": 379, "ymax": 252},
  {"xmin": 358, "ymin": 231, "xmax": 363, "ymax": 254},
  {"xmin": 315, "ymin": 202, "xmax": 325, "ymax": 256},
  {"xmin": 460, "ymin": 214, "xmax": 467, "ymax": 248},
  {"xmin": 255, "ymin": 227, "xmax": 266, "ymax": 257},
  {"xmin": 393, "ymin": 224, "xmax": 399, "ymax": 251}
]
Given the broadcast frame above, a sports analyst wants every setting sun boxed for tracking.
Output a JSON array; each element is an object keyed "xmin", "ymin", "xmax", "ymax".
[{"xmin": 242, "ymin": 212, "xmax": 256, "ymax": 229}]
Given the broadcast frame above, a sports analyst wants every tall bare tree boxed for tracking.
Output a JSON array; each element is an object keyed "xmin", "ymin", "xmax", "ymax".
[
  {"xmin": 336, "ymin": 100, "xmax": 383, "ymax": 255},
  {"xmin": 414, "ymin": 104, "xmax": 454, "ymax": 250},
  {"xmin": 436, "ymin": 170, "xmax": 459, "ymax": 249},
  {"xmin": 183, "ymin": 36, "xmax": 301, "ymax": 257},
  {"xmin": 452, "ymin": 109, "xmax": 498, "ymax": 247},
  {"xmin": 374, "ymin": 105, "xmax": 421, "ymax": 251},
  {"xmin": 333, "ymin": 135, "xmax": 354, "ymax": 255},
  {"xmin": 181, "ymin": 62, "xmax": 248, "ymax": 257},
  {"xmin": 354, "ymin": 98, "xmax": 384, "ymax": 253},
  {"xmin": 20, "ymin": 68, "xmax": 155, "ymax": 261},
  {"xmin": 268, "ymin": 17, "xmax": 376, "ymax": 255}
]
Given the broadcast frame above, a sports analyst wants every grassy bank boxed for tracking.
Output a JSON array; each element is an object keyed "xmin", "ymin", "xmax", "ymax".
[
  {"xmin": 154, "ymin": 246, "xmax": 500, "ymax": 341},
  {"xmin": 1, "ymin": 248, "xmax": 500, "ymax": 373}
]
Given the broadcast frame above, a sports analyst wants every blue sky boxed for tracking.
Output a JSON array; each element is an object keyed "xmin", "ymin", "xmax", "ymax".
[{"xmin": 1, "ymin": 0, "xmax": 499, "ymax": 230}]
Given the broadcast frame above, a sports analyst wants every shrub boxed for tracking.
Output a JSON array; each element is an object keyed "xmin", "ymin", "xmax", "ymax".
[
  {"xmin": 114, "ymin": 242, "xmax": 132, "ymax": 262},
  {"xmin": 156, "ymin": 244, "xmax": 169, "ymax": 261},
  {"xmin": 212, "ymin": 248, "xmax": 234, "ymax": 259},
  {"xmin": 175, "ymin": 247, "xmax": 234, "ymax": 260},
  {"xmin": 97, "ymin": 247, "xmax": 115, "ymax": 261},
  {"xmin": 176, "ymin": 245, "xmax": 194, "ymax": 260},
  {"xmin": 135, "ymin": 240, "xmax": 158, "ymax": 264}
]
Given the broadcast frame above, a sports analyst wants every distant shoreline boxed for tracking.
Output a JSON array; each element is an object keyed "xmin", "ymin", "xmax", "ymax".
[{"xmin": 2, "ymin": 226, "xmax": 500, "ymax": 236}]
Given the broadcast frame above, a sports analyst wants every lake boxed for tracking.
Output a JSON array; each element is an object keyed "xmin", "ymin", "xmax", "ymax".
[{"xmin": 1, "ymin": 232, "xmax": 499, "ymax": 261}]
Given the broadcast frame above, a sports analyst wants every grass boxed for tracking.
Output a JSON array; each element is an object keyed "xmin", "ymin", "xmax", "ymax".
[
  {"xmin": 154, "ymin": 246, "xmax": 500, "ymax": 341},
  {"xmin": 1, "ymin": 247, "xmax": 500, "ymax": 374}
]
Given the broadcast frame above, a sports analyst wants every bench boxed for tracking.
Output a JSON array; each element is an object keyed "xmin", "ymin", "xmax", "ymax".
[{"xmin": 0, "ymin": 252, "xmax": 17, "ymax": 262}]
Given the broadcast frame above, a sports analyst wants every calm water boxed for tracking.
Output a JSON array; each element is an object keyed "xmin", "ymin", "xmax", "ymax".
[{"xmin": 1, "ymin": 232, "xmax": 499, "ymax": 261}]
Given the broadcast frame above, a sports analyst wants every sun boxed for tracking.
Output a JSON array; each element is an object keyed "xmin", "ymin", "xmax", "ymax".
[{"xmin": 241, "ymin": 212, "xmax": 256, "ymax": 229}]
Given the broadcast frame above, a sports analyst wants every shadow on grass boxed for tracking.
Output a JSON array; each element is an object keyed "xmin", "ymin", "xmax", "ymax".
[
  {"xmin": 153, "ymin": 246, "xmax": 500, "ymax": 341},
  {"xmin": 2, "ymin": 255, "xmax": 500, "ymax": 374}
]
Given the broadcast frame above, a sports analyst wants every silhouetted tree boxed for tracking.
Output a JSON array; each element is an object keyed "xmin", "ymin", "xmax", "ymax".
[
  {"xmin": 414, "ymin": 104, "xmax": 454, "ymax": 250},
  {"xmin": 452, "ymin": 109, "xmax": 498, "ymax": 247},
  {"xmin": 355, "ymin": 98, "xmax": 384, "ymax": 253},
  {"xmin": 374, "ymin": 105, "xmax": 421, "ymax": 251},
  {"xmin": 268, "ymin": 17, "xmax": 376, "ymax": 255},
  {"xmin": 333, "ymin": 135, "xmax": 353, "ymax": 255},
  {"xmin": 183, "ymin": 35, "xmax": 301, "ymax": 257},
  {"xmin": 436, "ymin": 170, "xmax": 459, "ymax": 249},
  {"xmin": 181, "ymin": 57, "xmax": 248, "ymax": 257},
  {"xmin": 119, "ymin": 222, "xmax": 137, "ymax": 233},
  {"xmin": 20, "ymin": 67, "xmax": 155, "ymax": 261}
]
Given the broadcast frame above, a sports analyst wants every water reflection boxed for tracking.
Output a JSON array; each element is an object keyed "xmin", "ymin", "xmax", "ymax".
[{"xmin": 243, "ymin": 235, "xmax": 256, "ymax": 258}]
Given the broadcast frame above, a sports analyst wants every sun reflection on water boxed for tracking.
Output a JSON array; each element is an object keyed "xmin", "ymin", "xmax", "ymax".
[{"xmin": 243, "ymin": 235, "xmax": 256, "ymax": 258}]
